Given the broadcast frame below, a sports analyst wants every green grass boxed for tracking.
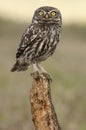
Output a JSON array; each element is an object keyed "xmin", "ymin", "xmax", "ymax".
[{"xmin": 0, "ymin": 18, "xmax": 86, "ymax": 130}]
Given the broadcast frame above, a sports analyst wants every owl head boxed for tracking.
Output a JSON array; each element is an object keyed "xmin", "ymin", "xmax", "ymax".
[{"xmin": 32, "ymin": 6, "xmax": 62, "ymax": 24}]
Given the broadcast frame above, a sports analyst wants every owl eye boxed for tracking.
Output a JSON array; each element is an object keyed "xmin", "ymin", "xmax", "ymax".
[
  {"xmin": 38, "ymin": 11, "xmax": 44, "ymax": 16},
  {"xmin": 51, "ymin": 11, "xmax": 56, "ymax": 17}
]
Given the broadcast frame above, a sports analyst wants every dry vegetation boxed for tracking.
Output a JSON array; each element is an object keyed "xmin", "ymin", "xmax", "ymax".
[{"xmin": 0, "ymin": 18, "xmax": 86, "ymax": 130}]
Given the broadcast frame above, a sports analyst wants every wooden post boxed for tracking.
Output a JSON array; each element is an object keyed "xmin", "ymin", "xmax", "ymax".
[{"xmin": 30, "ymin": 74, "xmax": 61, "ymax": 130}]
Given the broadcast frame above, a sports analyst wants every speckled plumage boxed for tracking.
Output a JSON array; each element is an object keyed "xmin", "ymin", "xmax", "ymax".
[{"xmin": 11, "ymin": 6, "xmax": 62, "ymax": 72}]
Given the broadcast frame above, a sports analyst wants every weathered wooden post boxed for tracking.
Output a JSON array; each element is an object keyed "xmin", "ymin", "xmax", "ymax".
[{"xmin": 30, "ymin": 74, "xmax": 61, "ymax": 130}]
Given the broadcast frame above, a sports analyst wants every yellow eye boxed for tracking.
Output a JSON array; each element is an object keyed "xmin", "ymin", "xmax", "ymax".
[
  {"xmin": 51, "ymin": 11, "xmax": 56, "ymax": 16},
  {"xmin": 38, "ymin": 11, "xmax": 44, "ymax": 16}
]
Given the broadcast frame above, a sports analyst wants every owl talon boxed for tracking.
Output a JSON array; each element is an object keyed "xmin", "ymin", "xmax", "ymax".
[
  {"xmin": 42, "ymin": 72, "xmax": 52, "ymax": 82},
  {"xmin": 31, "ymin": 71, "xmax": 40, "ymax": 80}
]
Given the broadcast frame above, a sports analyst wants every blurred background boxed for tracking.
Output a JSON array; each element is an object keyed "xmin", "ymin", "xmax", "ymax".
[{"xmin": 0, "ymin": 0, "xmax": 86, "ymax": 130}]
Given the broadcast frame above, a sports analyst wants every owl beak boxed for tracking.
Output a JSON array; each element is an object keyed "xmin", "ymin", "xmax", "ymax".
[{"xmin": 45, "ymin": 14, "xmax": 49, "ymax": 19}]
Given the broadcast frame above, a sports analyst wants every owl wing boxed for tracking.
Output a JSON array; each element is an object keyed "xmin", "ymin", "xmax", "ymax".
[
  {"xmin": 11, "ymin": 25, "xmax": 40, "ymax": 72},
  {"xmin": 16, "ymin": 25, "xmax": 39, "ymax": 59}
]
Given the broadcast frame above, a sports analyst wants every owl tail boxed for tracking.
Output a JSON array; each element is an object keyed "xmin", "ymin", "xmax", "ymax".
[{"xmin": 11, "ymin": 61, "xmax": 28, "ymax": 72}]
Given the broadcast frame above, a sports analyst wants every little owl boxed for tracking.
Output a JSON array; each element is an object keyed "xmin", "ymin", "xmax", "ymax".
[{"xmin": 11, "ymin": 6, "xmax": 62, "ymax": 78}]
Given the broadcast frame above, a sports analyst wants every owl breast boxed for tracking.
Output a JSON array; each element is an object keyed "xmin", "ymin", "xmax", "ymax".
[{"xmin": 32, "ymin": 24, "xmax": 60, "ymax": 63}]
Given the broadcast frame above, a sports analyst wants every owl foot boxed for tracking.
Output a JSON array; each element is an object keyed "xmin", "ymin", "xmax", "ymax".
[
  {"xmin": 32, "ymin": 63, "xmax": 52, "ymax": 81},
  {"xmin": 42, "ymin": 72, "xmax": 52, "ymax": 82},
  {"xmin": 31, "ymin": 71, "xmax": 41, "ymax": 81}
]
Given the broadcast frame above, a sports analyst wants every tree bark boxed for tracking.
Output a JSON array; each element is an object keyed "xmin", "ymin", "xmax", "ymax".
[{"xmin": 30, "ymin": 74, "xmax": 61, "ymax": 130}]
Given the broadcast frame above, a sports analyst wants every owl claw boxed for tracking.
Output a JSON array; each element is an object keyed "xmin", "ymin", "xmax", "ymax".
[
  {"xmin": 31, "ymin": 71, "xmax": 40, "ymax": 80},
  {"xmin": 42, "ymin": 72, "xmax": 52, "ymax": 82}
]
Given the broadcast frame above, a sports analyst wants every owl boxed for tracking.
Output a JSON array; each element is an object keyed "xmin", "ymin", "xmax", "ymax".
[{"xmin": 11, "ymin": 6, "xmax": 62, "ymax": 77}]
